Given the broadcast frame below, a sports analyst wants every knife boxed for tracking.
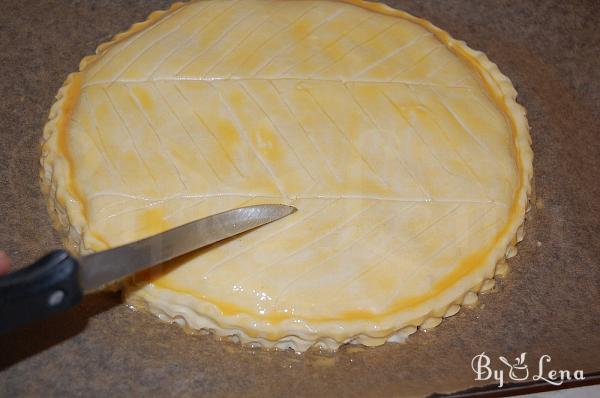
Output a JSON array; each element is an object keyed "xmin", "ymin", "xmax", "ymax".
[{"xmin": 0, "ymin": 204, "xmax": 296, "ymax": 333}]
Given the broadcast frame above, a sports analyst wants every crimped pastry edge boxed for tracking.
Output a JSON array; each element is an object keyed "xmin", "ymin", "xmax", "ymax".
[
  {"xmin": 40, "ymin": 2, "xmax": 188, "ymax": 254},
  {"xmin": 39, "ymin": 0, "xmax": 533, "ymax": 352}
]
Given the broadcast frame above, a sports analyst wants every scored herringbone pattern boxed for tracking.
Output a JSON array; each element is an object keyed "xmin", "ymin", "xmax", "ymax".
[{"xmin": 65, "ymin": 0, "xmax": 517, "ymax": 316}]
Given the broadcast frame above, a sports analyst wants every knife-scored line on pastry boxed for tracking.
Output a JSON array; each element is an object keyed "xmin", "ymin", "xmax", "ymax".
[
  {"xmin": 84, "ymin": 2, "xmax": 193, "ymax": 84},
  {"xmin": 326, "ymin": 204, "xmax": 496, "ymax": 306},
  {"xmin": 40, "ymin": 0, "xmax": 532, "ymax": 351},
  {"xmin": 403, "ymin": 88, "xmax": 494, "ymax": 202},
  {"xmin": 280, "ymin": 12, "xmax": 372, "ymax": 76},
  {"xmin": 148, "ymin": 2, "xmax": 238, "ymax": 79},
  {"xmin": 154, "ymin": 81, "xmax": 226, "ymax": 184}
]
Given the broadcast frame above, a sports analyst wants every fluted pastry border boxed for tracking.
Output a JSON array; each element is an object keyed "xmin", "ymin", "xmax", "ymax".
[{"xmin": 40, "ymin": 0, "xmax": 533, "ymax": 351}]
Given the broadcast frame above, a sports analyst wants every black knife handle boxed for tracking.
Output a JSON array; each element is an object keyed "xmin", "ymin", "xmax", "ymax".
[{"xmin": 0, "ymin": 250, "xmax": 82, "ymax": 333}]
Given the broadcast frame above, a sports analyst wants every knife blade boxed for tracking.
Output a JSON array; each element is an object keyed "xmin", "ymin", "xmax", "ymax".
[
  {"xmin": 79, "ymin": 204, "xmax": 296, "ymax": 292},
  {"xmin": 0, "ymin": 204, "xmax": 296, "ymax": 333}
]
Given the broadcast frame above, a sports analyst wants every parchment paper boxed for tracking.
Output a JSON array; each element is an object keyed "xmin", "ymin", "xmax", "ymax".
[{"xmin": 0, "ymin": 1, "xmax": 598, "ymax": 396}]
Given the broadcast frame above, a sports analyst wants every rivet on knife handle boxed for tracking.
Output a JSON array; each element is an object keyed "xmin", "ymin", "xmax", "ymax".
[{"xmin": 0, "ymin": 250, "xmax": 82, "ymax": 333}]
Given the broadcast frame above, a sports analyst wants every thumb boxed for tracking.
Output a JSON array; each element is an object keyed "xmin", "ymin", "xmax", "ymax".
[{"xmin": 0, "ymin": 251, "xmax": 10, "ymax": 274}]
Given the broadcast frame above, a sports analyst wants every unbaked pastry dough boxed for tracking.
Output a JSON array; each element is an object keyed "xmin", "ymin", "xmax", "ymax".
[{"xmin": 40, "ymin": 0, "xmax": 532, "ymax": 351}]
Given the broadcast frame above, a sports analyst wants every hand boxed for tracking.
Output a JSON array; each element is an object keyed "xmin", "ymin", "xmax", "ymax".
[{"xmin": 0, "ymin": 251, "xmax": 10, "ymax": 275}]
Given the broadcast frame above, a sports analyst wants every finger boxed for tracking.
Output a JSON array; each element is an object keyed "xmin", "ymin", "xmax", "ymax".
[{"xmin": 0, "ymin": 251, "xmax": 10, "ymax": 274}]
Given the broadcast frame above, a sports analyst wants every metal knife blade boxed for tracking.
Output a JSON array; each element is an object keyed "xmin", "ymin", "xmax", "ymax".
[{"xmin": 78, "ymin": 204, "xmax": 296, "ymax": 293}]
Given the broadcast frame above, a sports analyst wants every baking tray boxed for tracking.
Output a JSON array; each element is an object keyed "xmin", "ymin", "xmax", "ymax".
[{"xmin": 1, "ymin": 1, "xmax": 598, "ymax": 396}]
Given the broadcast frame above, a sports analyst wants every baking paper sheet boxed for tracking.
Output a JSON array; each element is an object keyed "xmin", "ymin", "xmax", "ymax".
[{"xmin": 1, "ymin": 1, "xmax": 598, "ymax": 396}]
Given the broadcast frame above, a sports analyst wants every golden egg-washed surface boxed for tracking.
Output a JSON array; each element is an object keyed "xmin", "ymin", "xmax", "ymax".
[{"xmin": 40, "ymin": 0, "xmax": 532, "ymax": 351}]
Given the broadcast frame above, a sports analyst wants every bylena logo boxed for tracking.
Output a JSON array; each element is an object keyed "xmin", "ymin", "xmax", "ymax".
[{"xmin": 471, "ymin": 352, "xmax": 585, "ymax": 388}]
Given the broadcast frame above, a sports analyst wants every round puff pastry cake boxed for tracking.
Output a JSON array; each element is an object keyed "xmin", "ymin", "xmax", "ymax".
[{"xmin": 40, "ymin": 0, "xmax": 532, "ymax": 351}]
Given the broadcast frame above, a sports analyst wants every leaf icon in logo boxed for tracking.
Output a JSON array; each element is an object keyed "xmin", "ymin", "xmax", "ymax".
[{"xmin": 499, "ymin": 356, "xmax": 510, "ymax": 367}]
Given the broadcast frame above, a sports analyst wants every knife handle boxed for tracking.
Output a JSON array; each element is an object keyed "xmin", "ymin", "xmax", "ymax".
[{"xmin": 0, "ymin": 250, "xmax": 82, "ymax": 333}]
